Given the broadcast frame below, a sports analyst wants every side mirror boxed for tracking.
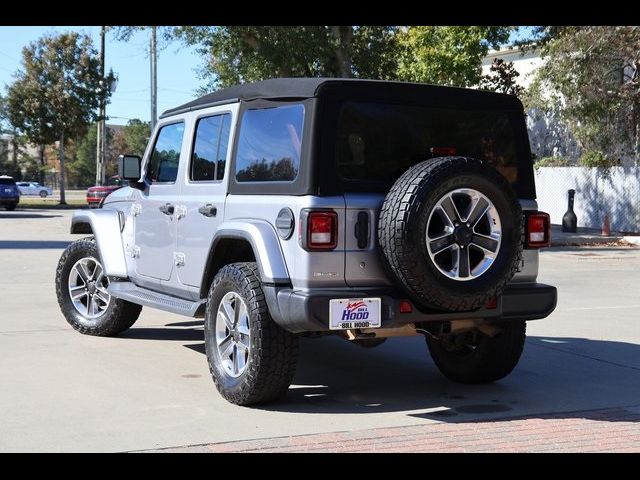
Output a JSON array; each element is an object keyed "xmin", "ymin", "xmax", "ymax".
[{"xmin": 118, "ymin": 154, "xmax": 142, "ymax": 181}]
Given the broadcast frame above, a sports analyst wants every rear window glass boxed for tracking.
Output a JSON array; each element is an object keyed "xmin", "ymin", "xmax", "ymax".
[
  {"xmin": 235, "ymin": 104, "xmax": 304, "ymax": 182},
  {"xmin": 336, "ymin": 102, "xmax": 519, "ymax": 185},
  {"xmin": 191, "ymin": 113, "xmax": 231, "ymax": 181},
  {"xmin": 0, "ymin": 178, "xmax": 16, "ymax": 185}
]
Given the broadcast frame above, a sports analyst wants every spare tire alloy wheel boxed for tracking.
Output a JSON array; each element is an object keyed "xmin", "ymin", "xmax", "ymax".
[
  {"xmin": 427, "ymin": 188, "xmax": 501, "ymax": 281},
  {"xmin": 378, "ymin": 157, "xmax": 523, "ymax": 312}
]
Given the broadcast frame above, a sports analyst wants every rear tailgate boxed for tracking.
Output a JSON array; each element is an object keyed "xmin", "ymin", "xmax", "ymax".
[{"xmin": 343, "ymin": 193, "xmax": 392, "ymax": 287}]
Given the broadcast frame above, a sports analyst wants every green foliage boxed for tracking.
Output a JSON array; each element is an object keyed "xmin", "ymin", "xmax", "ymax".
[
  {"xmin": 396, "ymin": 26, "xmax": 513, "ymax": 87},
  {"xmin": 67, "ymin": 124, "xmax": 97, "ymax": 187},
  {"xmin": 123, "ymin": 119, "xmax": 151, "ymax": 156},
  {"xmin": 534, "ymin": 156, "xmax": 574, "ymax": 169},
  {"xmin": 169, "ymin": 25, "xmax": 513, "ymax": 92},
  {"xmin": 6, "ymin": 32, "xmax": 116, "ymax": 146},
  {"xmin": 479, "ymin": 58, "xmax": 524, "ymax": 97},
  {"xmin": 526, "ymin": 26, "xmax": 640, "ymax": 162},
  {"xmin": 578, "ymin": 150, "xmax": 619, "ymax": 168},
  {"xmin": 0, "ymin": 93, "xmax": 9, "ymax": 134},
  {"xmin": 172, "ymin": 26, "xmax": 399, "ymax": 90}
]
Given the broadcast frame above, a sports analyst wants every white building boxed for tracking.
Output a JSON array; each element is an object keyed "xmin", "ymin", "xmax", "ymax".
[
  {"xmin": 481, "ymin": 46, "xmax": 544, "ymax": 88},
  {"xmin": 482, "ymin": 46, "xmax": 580, "ymax": 161}
]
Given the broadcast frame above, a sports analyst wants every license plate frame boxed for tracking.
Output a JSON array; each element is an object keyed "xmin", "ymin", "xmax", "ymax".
[{"xmin": 329, "ymin": 297, "xmax": 382, "ymax": 330}]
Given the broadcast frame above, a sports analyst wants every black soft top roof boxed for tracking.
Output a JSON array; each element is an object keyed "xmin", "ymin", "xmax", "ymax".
[{"xmin": 160, "ymin": 78, "xmax": 524, "ymax": 118}]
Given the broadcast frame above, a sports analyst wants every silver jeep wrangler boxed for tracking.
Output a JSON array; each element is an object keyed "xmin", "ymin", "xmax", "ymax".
[{"xmin": 56, "ymin": 78, "xmax": 557, "ymax": 405}]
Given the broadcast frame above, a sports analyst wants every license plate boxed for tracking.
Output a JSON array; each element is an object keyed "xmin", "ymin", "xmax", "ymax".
[
  {"xmin": 329, "ymin": 298, "xmax": 382, "ymax": 330},
  {"xmin": 4, "ymin": 188, "xmax": 11, "ymax": 193}
]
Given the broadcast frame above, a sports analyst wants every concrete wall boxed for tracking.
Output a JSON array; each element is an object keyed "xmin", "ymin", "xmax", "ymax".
[{"xmin": 534, "ymin": 167, "xmax": 640, "ymax": 233}]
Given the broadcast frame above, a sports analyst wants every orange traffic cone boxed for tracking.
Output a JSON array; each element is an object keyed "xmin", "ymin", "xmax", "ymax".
[{"xmin": 602, "ymin": 214, "xmax": 611, "ymax": 236}]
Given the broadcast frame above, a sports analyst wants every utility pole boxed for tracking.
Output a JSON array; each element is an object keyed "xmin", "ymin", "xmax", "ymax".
[
  {"xmin": 96, "ymin": 26, "xmax": 106, "ymax": 185},
  {"xmin": 150, "ymin": 26, "xmax": 157, "ymax": 131}
]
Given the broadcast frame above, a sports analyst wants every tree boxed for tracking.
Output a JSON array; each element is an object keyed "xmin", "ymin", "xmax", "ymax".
[
  {"xmin": 68, "ymin": 124, "xmax": 99, "ymax": 187},
  {"xmin": 395, "ymin": 26, "xmax": 513, "ymax": 87},
  {"xmin": 0, "ymin": 94, "xmax": 8, "ymax": 133},
  {"xmin": 122, "ymin": 119, "xmax": 151, "ymax": 156},
  {"xmin": 479, "ymin": 58, "xmax": 524, "ymax": 97},
  {"xmin": 526, "ymin": 26, "xmax": 640, "ymax": 164},
  {"xmin": 5, "ymin": 32, "xmax": 115, "ymax": 203},
  {"xmin": 171, "ymin": 26, "xmax": 398, "ymax": 90}
]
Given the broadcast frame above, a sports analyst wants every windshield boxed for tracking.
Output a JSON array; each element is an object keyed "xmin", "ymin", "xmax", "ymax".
[{"xmin": 337, "ymin": 102, "xmax": 521, "ymax": 187}]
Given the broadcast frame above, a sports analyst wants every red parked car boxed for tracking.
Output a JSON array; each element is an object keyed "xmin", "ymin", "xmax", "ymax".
[{"xmin": 86, "ymin": 176, "xmax": 129, "ymax": 208}]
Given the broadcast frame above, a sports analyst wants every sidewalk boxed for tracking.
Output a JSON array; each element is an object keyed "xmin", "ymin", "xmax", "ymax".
[
  {"xmin": 550, "ymin": 224, "xmax": 637, "ymax": 247},
  {"xmin": 147, "ymin": 405, "xmax": 640, "ymax": 453}
]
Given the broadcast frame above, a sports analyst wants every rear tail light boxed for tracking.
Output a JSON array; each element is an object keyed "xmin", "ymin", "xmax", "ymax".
[
  {"xmin": 525, "ymin": 211, "xmax": 551, "ymax": 248},
  {"xmin": 303, "ymin": 210, "xmax": 338, "ymax": 250},
  {"xmin": 485, "ymin": 297, "xmax": 498, "ymax": 309},
  {"xmin": 399, "ymin": 300, "xmax": 413, "ymax": 313}
]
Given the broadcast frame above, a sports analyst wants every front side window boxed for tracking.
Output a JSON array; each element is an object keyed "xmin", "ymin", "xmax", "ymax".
[
  {"xmin": 146, "ymin": 122, "xmax": 185, "ymax": 184},
  {"xmin": 191, "ymin": 113, "xmax": 231, "ymax": 181},
  {"xmin": 235, "ymin": 104, "xmax": 304, "ymax": 182}
]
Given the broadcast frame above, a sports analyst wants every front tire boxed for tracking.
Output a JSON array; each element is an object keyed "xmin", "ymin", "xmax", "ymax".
[
  {"xmin": 55, "ymin": 237, "xmax": 142, "ymax": 336},
  {"xmin": 40, "ymin": 190, "xmax": 48, "ymax": 198},
  {"xmin": 204, "ymin": 262, "xmax": 298, "ymax": 406},
  {"xmin": 426, "ymin": 321, "xmax": 526, "ymax": 384}
]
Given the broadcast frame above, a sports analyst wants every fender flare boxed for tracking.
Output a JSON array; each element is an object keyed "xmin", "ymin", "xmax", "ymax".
[
  {"xmin": 205, "ymin": 220, "xmax": 290, "ymax": 286},
  {"xmin": 70, "ymin": 210, "xmax": 128, "ymax": 278}
]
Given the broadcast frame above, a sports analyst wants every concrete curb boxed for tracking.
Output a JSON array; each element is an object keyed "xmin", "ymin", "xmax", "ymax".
[
  {"xmin": 551, "ymin": 235, "xmax": 625, "ymax": 247},
  {"xmin": 550, "ymin": 225, "xmax": 630, "ymax": 247},
  {"xmin": 623, "ymin": 236, "xmax": 640, "ymax": 246}
]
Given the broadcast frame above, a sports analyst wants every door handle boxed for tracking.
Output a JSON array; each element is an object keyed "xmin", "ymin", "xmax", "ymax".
[
  {"xmin": 159, "ymin": 203, "xmax": 174, "ymax": 215},
  {"xmin": 198, "ymin": 204, "xmax": 217, "ymax": 217}
]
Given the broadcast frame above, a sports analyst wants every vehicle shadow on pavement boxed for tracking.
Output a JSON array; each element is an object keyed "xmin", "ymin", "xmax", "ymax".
[
  {"xmin": 0, "ymin": 240, "xmax": 71, "ymax": 249},
  {"xmin": 119, "ymin": 326, "xmax": 204, "ymax": 342},
  {"xmin": 123, "ymin": 321, "xmax": 640, "ymax": 422},
  {"xmin": 260, "ymin": 335, "xmax": 640, "ymax": 421}
]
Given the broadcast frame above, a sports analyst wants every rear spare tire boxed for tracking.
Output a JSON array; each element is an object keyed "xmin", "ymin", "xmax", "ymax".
[{"xmin": 378, "ymin": 157, "xmax": 523, "ymax": 312}]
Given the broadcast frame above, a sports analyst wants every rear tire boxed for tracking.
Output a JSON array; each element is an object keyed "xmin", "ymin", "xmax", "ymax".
[
  {"xmin": 426, "ymin": 321, "xmax": 526, "ymax": 384},
  {"xmin": 55, "ymin": 237, "xmax": 142, "ymax": 336},
  {"xmin": 5, "ymin": 204, "xmax": 16, "ymax": 211},
  {"xmin": 40, "ymin": 191, "xmax": 48, "ymax": 198},
  {"xmin": 204, "ymin": 262, "xmax": 298, "ymax": 406}
]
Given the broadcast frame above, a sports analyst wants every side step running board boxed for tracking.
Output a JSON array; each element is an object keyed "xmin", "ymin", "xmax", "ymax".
[{"xmin": 108, "ymin": 282, "xmax": 206, "ymax": 317}]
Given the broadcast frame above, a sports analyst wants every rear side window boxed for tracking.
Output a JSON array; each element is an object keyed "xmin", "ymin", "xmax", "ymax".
[
  {"xmin": 337, "ymin": 102, "xmax": 519, "ymax": 186},
  {"xmin": 146, "ymin": 122, "xmax": 185, "ymax": 184},
  {"xmin": 0, "ymin": 178, "xmax": 15, "ymax": 185},
  {"xmin": 235, "ymin": 104, "xmax": 304, "ymax": 182},
  {"xmin": 191, "ymin": 113, "xmax": 231, "ymax": 181}
]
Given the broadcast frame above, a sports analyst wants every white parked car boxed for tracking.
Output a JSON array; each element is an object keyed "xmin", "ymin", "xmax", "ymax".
[{"xmin": 16, "ymin": 182, "xmax": 53, "ymax": 197}]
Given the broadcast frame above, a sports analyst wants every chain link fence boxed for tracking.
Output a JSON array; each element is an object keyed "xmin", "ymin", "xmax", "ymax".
[{"xmin": 534, "ymin": 167, "xmax": 640, "ymax": 234}]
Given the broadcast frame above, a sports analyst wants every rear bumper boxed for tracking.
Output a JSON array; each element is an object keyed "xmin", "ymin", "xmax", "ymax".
[
  {"xmin": 264, "ymin": 283, "xmax": 557, "ymax": 333},
  {"xmin": 0, "ymin": 197, "xmax": 19, "ymax": 205}
]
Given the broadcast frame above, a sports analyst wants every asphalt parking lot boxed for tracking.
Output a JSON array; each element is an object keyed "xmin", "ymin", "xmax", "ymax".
[{"xmin": 1, "ymin": 209, "xmax": 639, "ymax": 452}]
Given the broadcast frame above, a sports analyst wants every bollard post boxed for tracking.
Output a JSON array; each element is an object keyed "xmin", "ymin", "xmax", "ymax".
[{"xmin": 562, "ymin": 189, "xmax": 577, "ymax": 233}]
